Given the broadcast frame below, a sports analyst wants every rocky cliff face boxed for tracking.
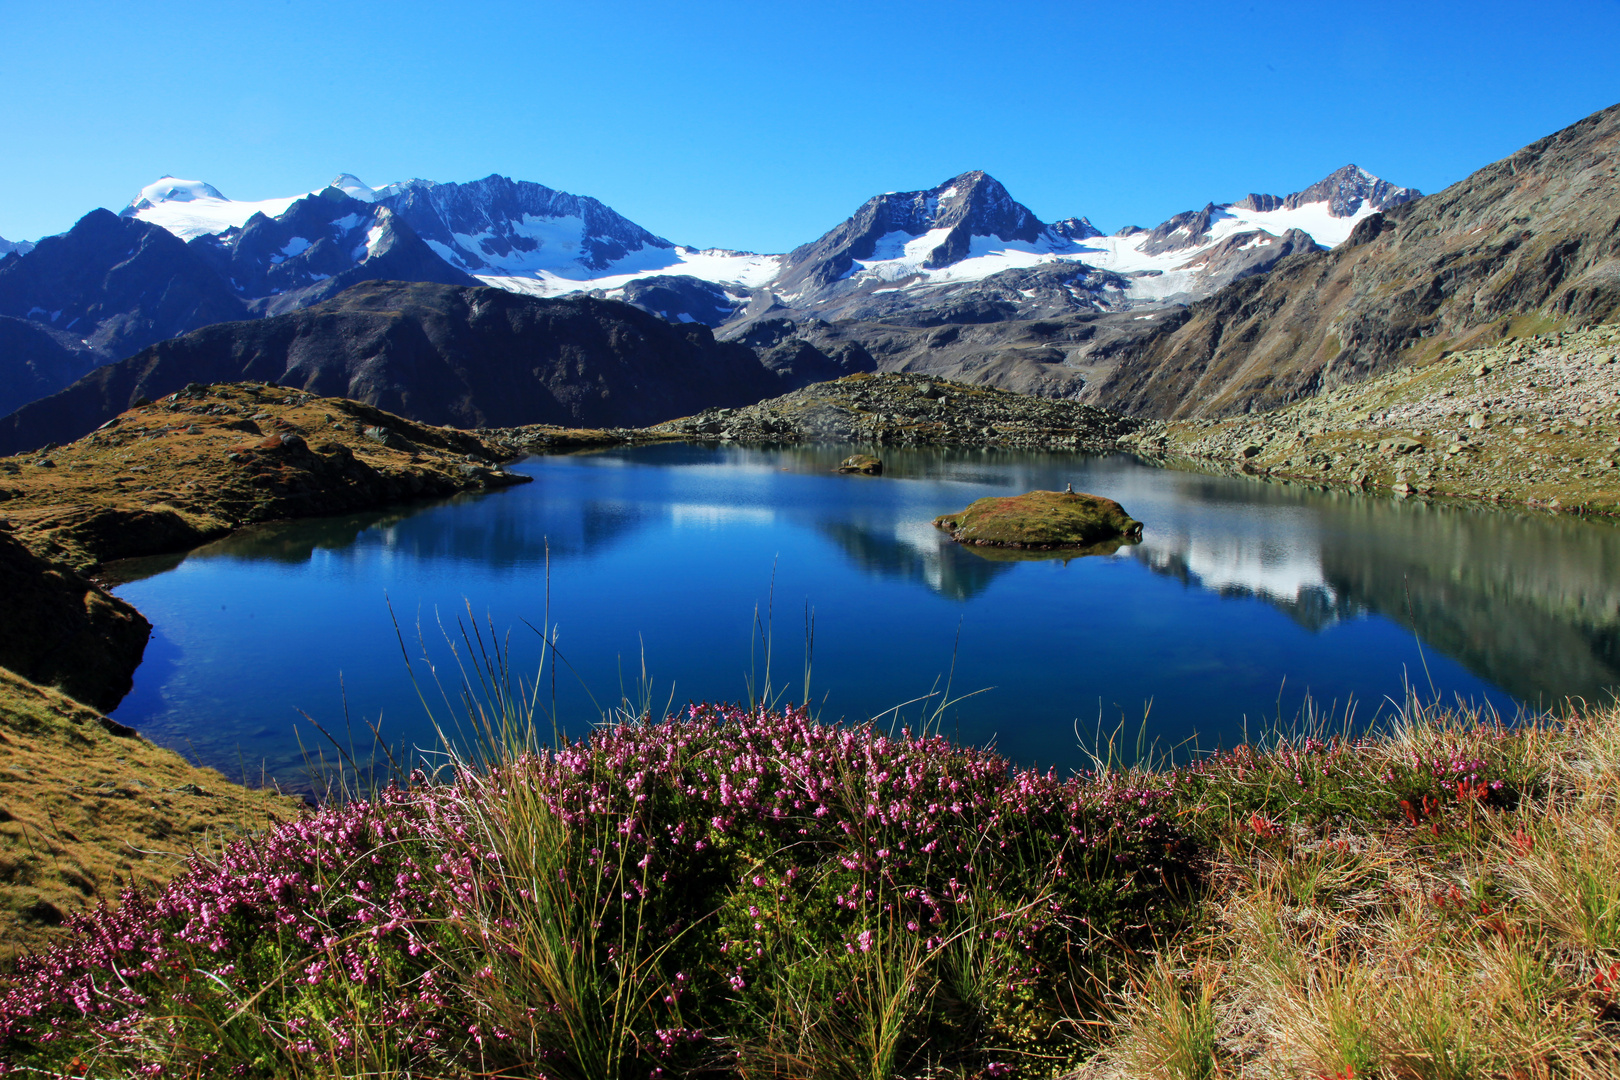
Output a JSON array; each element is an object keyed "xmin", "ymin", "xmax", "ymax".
[
  {"xmin": 0, "ymin": 529, "xmax": 149, "ymax": 712},
  {"xmin": 1097, "ymin": 103, "xmax": 1620, "ymax": 418},
  {"xmin": 0, "ymin": 281, "xmax": 794, "ymax": 454},
  {"xmin": 377, "ymin": 174, "xmax": 675, "ymax": 274}
]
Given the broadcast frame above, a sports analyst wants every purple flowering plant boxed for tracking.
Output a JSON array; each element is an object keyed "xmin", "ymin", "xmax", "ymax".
[
  {"xmin": 0, "ymin": 699, "xmax": 1201, "ymax": 1078},
  {"xmin": 0, "ymin": 644, "xmax": 1525, "ymax": 1079}
]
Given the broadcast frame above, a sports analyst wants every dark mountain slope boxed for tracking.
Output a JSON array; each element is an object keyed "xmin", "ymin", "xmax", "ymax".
[
  {"xmin": 0, "ymin": 316, "xmax": 102, "ymax": 417},
  {"xmin": 0, "ymin": 209, "xmax": 250, "ymax": 362},
  {"xmin": 0, "ymin": 198, "xmax": 479, "ymax": 412},
  {"xmin": 1096, "ymin": 102, "xmax": 1620, "ymax": 418},
  {"xmin": 0, "ymin": 281, "xmax": 787, "ymax": 454}
]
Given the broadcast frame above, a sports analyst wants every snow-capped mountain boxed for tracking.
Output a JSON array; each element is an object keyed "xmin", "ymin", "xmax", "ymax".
[
  {"xmin": 123, "ymin": 174, "xmax": 780, "ymax": 315},
  {"xmin": 114, "ymin": 164, "xmax": 1417, "ymax": 329},
  {"xmin": 182, "ymin": 187, "xmax": 478, "ymax": 316},
  {"xmin": 748, "ymin": 165, "xmax": 1418, "ymax": 322},
  {"xmin": 1070, "ymin": 164, "xmax": 1419, "ymax": 302},
  {"xmin": 0, "ymin": 162, "xmax": 1421, "ymax": 422},
  {"xmin": 125, "ymin": 177, "xmax": 309, "ymax": 241},
  {"xmin": 769, "ymin": 171, "xmax": 1102, "ymax": 310}
]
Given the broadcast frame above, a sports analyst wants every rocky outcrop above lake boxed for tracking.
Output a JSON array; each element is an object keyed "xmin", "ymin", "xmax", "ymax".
[
  {"xmin": 934, "ymin": 490, "xmax": 1143, "ymax": 549},
  {"xmin": 0, "ymin": 529, "xmax": 150, "ymax": 711},
  {"xmin": 649, "ymin": 372, "xmax": 1144, "ymax": 451},
  {"xmin": 0, "ymin": 381, "xmax": 532, "ymax": 576},
  {"xmin": 1120, "ymin": 324, "xmax": 1620, "ymax": 515},
  {"xmin": 1099, "ymin": 101, "xmax": 1620, "ymax": 419}
]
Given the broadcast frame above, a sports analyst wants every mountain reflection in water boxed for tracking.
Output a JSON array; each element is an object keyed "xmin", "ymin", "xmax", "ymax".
[{"xmin": 109, "ymin": 444, "xmax": 1620, "ymax": 787}]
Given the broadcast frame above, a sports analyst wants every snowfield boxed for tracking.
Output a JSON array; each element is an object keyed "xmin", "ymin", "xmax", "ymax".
[{"xmin": 117, "ymin": 167, "xmax": 1407, "ymax": 309}]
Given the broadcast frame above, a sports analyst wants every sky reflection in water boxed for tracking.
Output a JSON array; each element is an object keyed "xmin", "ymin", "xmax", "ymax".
[{"xmin": 110, "ymin": 443, "xmax": 1620, "ymax": 787}]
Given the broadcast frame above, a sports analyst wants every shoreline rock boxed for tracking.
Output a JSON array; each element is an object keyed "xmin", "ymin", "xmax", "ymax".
[{"xmin": 649, "ymin": 372, "xmax": 1143, "ymax": 452}]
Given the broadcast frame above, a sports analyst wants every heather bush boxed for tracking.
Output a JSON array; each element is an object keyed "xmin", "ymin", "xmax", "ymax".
[
  {"xmin": 0, "ymin": 703, "xmax": 1199, "ymax": 1078},
  {"xmin": 5, "ymin": 692, "xmax": 1602, "ymax": 1078}
]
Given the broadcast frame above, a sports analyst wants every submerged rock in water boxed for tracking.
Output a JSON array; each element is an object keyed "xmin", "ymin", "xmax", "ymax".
[
  {"xmin": 837, "ymin": 453, "xmax": 883, "ymax": 475},
  {"xmin": 933, "ymin": 489, "xmax": 1142, "ymax": 549}
]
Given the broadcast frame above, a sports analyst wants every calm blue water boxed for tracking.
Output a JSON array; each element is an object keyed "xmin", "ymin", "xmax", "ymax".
[{"xmin": 109, "ymin": 443, "xmax": 1620, "ymax": 788}]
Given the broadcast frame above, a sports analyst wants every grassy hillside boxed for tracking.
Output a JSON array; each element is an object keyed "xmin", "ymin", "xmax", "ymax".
[{"xmin": 0, "ymin": 667, "xmax": 301, "ymax": 962}]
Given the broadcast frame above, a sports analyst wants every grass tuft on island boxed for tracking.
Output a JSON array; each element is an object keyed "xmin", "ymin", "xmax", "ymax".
[
  {"xmin": 3, "ymin": 689, "xmax": 1617, "ymax": 1078},
  {"xmin": 934, "ymin": 489, "xmax": 1143, "ymax": 550}
]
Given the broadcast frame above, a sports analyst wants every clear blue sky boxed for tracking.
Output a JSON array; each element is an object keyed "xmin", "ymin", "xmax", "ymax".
[{"xmin": 3, "ymin": 1, "xmax": 1618, "ymax": 251}]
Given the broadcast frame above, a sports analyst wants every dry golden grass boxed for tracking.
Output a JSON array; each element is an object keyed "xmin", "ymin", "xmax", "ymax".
[
  {"xmin": 0, "ymin": 381, "xmax": 532, "ymax": 575},
  {"xmin": 1086, "ymin": 701, "xmax": 1620, "ymax": 1080},
  {"xmin": 0, "ymin": 666, "xmax": 302, "ymax": 962}
]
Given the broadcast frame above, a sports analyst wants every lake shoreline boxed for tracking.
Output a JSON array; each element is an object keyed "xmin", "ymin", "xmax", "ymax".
[{"xmin": 2, "ymin": 358, "xmax": 1614, "ymax": 956}]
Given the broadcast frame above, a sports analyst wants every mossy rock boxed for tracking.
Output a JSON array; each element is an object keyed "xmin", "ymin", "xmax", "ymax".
[
  {"xmin": 837, "ymin": 453, "xmax": 883, "ymax": 475},
  {"xmin": 933, "ymin": 489, "xmax": 1142, "ymax": 549}
]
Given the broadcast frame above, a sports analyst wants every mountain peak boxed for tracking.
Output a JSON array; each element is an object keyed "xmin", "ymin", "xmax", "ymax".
[
  {"xmin": 328, "ymin": 174, "xmax": 380, "ymax": 202},
  {"xmin": 1284, "ymin": 164, "xmax": 1421, "ymax": 217},
  {"xmin": 857, "ymin": 171, "xmax": 1043, "ymax": 249},
  {"xmin": 126, "ymin": 177, "xmax": 229, "ymax": 213}
]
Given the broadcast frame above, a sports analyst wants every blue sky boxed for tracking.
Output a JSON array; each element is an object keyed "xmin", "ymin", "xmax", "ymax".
[{"xmin": 3, "ymin": 1, "xmax": 1617, "ymax": 251}]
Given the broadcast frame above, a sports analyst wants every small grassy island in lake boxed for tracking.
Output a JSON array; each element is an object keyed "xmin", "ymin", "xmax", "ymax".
[
  {"xmin": 836, "ymin": 452, "xmax": 884, "ymax": 474},
  {"xmin": 934, "ymin": 488, "xmax": 1143, "ymax": 549}
]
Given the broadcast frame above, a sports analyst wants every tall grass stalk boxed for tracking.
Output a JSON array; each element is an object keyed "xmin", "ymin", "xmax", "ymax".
[{"xmin": 402, "ymin": 607, "xmax": 698, "ymax": 1079}]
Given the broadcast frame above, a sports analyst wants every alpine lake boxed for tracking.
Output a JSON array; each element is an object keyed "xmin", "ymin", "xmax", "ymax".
[{"xmin": 106, "ymin": 442, "xmax": 1620, "ymax": 792}]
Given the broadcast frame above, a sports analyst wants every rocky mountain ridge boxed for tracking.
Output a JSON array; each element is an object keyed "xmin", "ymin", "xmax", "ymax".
[{"xmin": 1098, "ymin": 103, "xmax": 1620, "ymax": 419}]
